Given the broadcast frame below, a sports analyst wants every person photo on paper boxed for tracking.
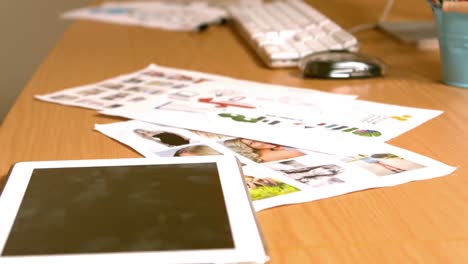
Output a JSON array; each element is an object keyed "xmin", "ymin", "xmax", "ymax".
[
  {"xmin": 243, "ymin": 175, "xmax": 299, "ymax": 201},
  {"xmin": 173, "ymin": 145, "xmax": 222, "ymax": 157},
  {"xmin": 346, "ymin": 153, "xmax": 424, "ymax": 176},
  {"xmin": 267, "ymin": 159, "xmax": 345, "ymax": 187},
  {"xmin": 134, "ymin": 128, "xmax": 191, "ymax": 147},
  {"xmin": 280, "ymin": 164, "xmax": 344, "ymax": 184},
  {"xmin": 222, "ymin": 138, "xmax": 305, "ymax": 163}
]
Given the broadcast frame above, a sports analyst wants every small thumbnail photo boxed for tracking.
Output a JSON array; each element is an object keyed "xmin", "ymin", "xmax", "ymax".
[
  {"xmin": 50, "ymin": 94, "xmax": 79, "ymax": 101},
  {"xmin": 222, "ymin": 138, "xmax": 305, "ymax": 163},
  {"xmin": 267, "ymin": 159, "xmax": 345, "ymax": 187},
  {"xmin": 101, "ymin": 93, "xmax": 130, "ymax": 101},
  {"xmin": 123, "ymin": 78, "xmax": 144, "ymax": 84},
  {"xmin": 76, "ymin": 88, "xmax": 105, "ymax": 96},
  {"xmin": 345, "ymin": 153, "xmax": 425, "ymax": 176},
  {"xmin": 244, "ymin": 175, "xmax": 299, "ymax": 201},
  {"xmin": 100, "ymin": 83, "xmax": 124, "ymax": 90},
  {"xmin": 134, "ymin": 129, "xmax": 193, "ymax": 148}
]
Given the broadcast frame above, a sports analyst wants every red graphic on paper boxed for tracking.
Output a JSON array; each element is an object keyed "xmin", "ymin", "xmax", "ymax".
[{"xmin": 198, "ymin": 97, "xmax": 256, "ymax": 109}]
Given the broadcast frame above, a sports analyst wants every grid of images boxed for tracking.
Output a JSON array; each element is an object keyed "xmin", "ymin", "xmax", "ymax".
[
  {"xmin": 35, "ymin": 64, "xmax": 454, "ymax": 211},
  {"xmin": 36, "ymin": 65, "xmax": 214, "ymax": 110},
  {"xmin": 95, "ymin": 120, "xmax": 441, "ymax": 211}
]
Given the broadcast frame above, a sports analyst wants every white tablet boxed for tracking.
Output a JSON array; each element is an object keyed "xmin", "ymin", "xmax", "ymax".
[{"xmin": 0, "ymin": 156, "xmax": 268, "ymax": 264}]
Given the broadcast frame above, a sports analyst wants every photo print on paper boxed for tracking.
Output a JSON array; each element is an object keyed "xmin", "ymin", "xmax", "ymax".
[
  {"xmin": 171, "ymin": 144, "xmax": 222, "ymax": 157},
  {"xmin": 50, "ymin": 94, "xmax": 79, "ymax": 101},
  {"xmin": 155, "ymin": 143, "xmax": 299, "ymax": 201},
  {"xmin": 106, "ymin": 104, "xmax": 124, "ymax": 109},
  {"xmin": 141, "ymin": 69, "xmax": 211, "ymax": 84},
  {"xmin": 244, "ymin": 175, "xmax": 299, "ymax": 201},
  {"xmin": 76, "ymin": 88, "xmax": 106, "ymax": 96},
  {"xmin": 344, "ymin": 153, "xmax": 425, "ymax": 176},
  {"xmin": 101, "ymin": 93, "xmax": 131, "ymax": 101},
  {"xmin": 123, "ymin": 78, "xmax": 144, "ymax": 84},
  {"xmin": 142, "ymin": 70, "xmax": 165, "ymax": 78},
  {"xmin": 222, "ymin": 138, "xmax": 305, "ymax": 163},
  {"xmin": 100, "ymin": 83, "xmax": 124, "ymax": 90},
  {"xmin": 266, "ymin": 159, "xmax": 345, "ymax": 187},
  {"xmin": 126, "ymin": 96, "xmax": 146, "ymax": 103},
  {"xmin": 146, "ymin": 80, "xmax": 175, "ymax": 87},
  {"xmin": 134, "ymin": 129, "xmax": 194, "ymax": 147},
  {"xmin": 124, "ymin": 86, "xmax": 164, "ymax": 95},
  {"xmin": 189, "ymin": 130, "xmax": 232, "ymax": 141}
]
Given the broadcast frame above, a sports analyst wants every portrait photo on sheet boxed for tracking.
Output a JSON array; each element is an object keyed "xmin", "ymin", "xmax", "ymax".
[
  {"xmin": 146, "ymin": 80, "xmax": 175, "ymax": 87},
  {"xmin": 106, "ymin": 104, "xmax": 124, "ymax": 109},
  {"xmin": 76, "ymin": 88, "xmax": 106, "ymax": 96},
  {"xmin": 101, "ymin": 92, "xmax": 131, "ymax": 101},
  {"xmin": 243, "ymin": 174, "xmax": 300, "ymax": 201},
  {"xmin": 126, "ymin": 96, "xmax": 146, "ymax": 103},
  {"xmin": 266, "ymin": 159, "xmax": 346, "ymax": 188},
  {"xmin": 100, "ymin": 83, "xmax": 124, "ymax": 90},
  {"xmin": 124, "ymin": 86, "xmax": 164, "ymax": 95},
  {"xmin": 344, "ymin": 153, "xmax": 425, "ymax": 176},
  {"xmin": 50, "ymin": 94, "xmax": 79, "ymax": 101},
  {"xmin": 156, "ymin": 144, "xmax": 223, "ymax": 157},
  {"xmin": 221, "ymin": 138, "xmax": 305, "ymax": 163},
  {"xmin": 133, "ymin": 128, "xmax": 198, "ymax": 148},
  {"xmin": 123, "ymin": 77, "xmax": 144, "ymax": 84},
  {"xmin": 190, "ymin": 130, "xmax": 232, "ymax": 141}
]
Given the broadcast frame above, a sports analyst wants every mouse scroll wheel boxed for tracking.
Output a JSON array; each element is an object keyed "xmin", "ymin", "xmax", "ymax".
[
  {"xmin": 329, "ymin": 69, "xmax": 353, "ymax": 78},
  {"xmin": 333, "ymin": 62, "xmax": 369, "ymax": 73}
]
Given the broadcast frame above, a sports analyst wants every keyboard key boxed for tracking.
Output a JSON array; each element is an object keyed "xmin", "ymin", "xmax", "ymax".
[
  {"xmin": 270, "ymin": 49, "xmax": 300, "ymax": 60},
  {"xmin": 333, "ymin": 30, "xmax": 359, "ymax": 47}
]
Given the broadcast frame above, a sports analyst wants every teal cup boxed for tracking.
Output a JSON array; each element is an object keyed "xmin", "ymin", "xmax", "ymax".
[{"xmin": 433, "ymin": 8, "xmax": 468, "ymax": 88}]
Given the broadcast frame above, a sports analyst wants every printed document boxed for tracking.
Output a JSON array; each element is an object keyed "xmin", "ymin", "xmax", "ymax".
[
  {"xmin": 62, "ymin": 1, "xmax": 228, "ymax": 31},
  {"xmin": 34, "ymin": 64, "xmax": 455, "ymax": 211},
  {"xmin": 95, "ymin": 120, "xmax": 455, "ymax": 211}
]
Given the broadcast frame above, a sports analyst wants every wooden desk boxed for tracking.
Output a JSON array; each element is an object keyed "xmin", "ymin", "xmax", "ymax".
[{"xmin": 1, "ymin": 0, "xmax": 467, "ymax": 262}]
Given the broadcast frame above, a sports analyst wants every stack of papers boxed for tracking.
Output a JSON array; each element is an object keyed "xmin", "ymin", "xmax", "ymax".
[
  {"xmin": 36, "ymin": 64, "xmax": 456, "ymax": 211},
  {"xmin": 62, "ymin": 1, "xmax": 230, "ymax": 31}
]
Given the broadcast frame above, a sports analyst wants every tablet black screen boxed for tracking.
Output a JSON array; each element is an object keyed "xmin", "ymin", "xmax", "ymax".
[{"xmin": 2, "ymin": 162, "xmax": 234, "ymax": 256}]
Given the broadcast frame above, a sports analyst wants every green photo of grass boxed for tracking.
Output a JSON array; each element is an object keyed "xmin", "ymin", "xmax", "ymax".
[{"xmin": 249, "ymin": 182, "xmax": 299, "ymax": 201}]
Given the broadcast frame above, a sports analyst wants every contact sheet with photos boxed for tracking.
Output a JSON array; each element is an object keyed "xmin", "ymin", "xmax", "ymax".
[
  {"xmin": 95, "ymin": 120, "xmax": 455, "ymax": 211},
  {"xmin": 35, "ymin": 64, "xmax": 233, "ymax": 110},
  {"xmin": 44, "ymin": 63, "xmax": 439, "ymax": 145},
  {"xmin": 36, "ymin": 64, "xmax": 354, "ymax": 112}
]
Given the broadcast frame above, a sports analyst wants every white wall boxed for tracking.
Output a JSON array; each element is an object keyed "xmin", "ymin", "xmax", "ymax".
[{"xmin": 0, "ymin": 0, "xmax": 89, "ymax": 124}]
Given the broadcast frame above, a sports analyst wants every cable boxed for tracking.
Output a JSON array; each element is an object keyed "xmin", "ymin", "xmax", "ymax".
[{"xmin": 348, "ymin": 0, "xmax": 394, "ymax": 33}]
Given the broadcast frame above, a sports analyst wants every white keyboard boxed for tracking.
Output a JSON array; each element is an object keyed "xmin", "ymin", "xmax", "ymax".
[{"xmin": 227, "ymin": 0, "xmax": 359, "ymax": 68}]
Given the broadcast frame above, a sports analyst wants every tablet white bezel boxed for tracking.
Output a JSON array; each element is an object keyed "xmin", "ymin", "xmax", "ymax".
[{"xmin": 0, "ymin": 156, "xmax": 268, "ymax": 264}]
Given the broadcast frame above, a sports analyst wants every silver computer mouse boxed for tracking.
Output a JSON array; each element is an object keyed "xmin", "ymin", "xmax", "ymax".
[{"xmin": 299, "ymin": 50, "xmax": 384, "ymax": 79}]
